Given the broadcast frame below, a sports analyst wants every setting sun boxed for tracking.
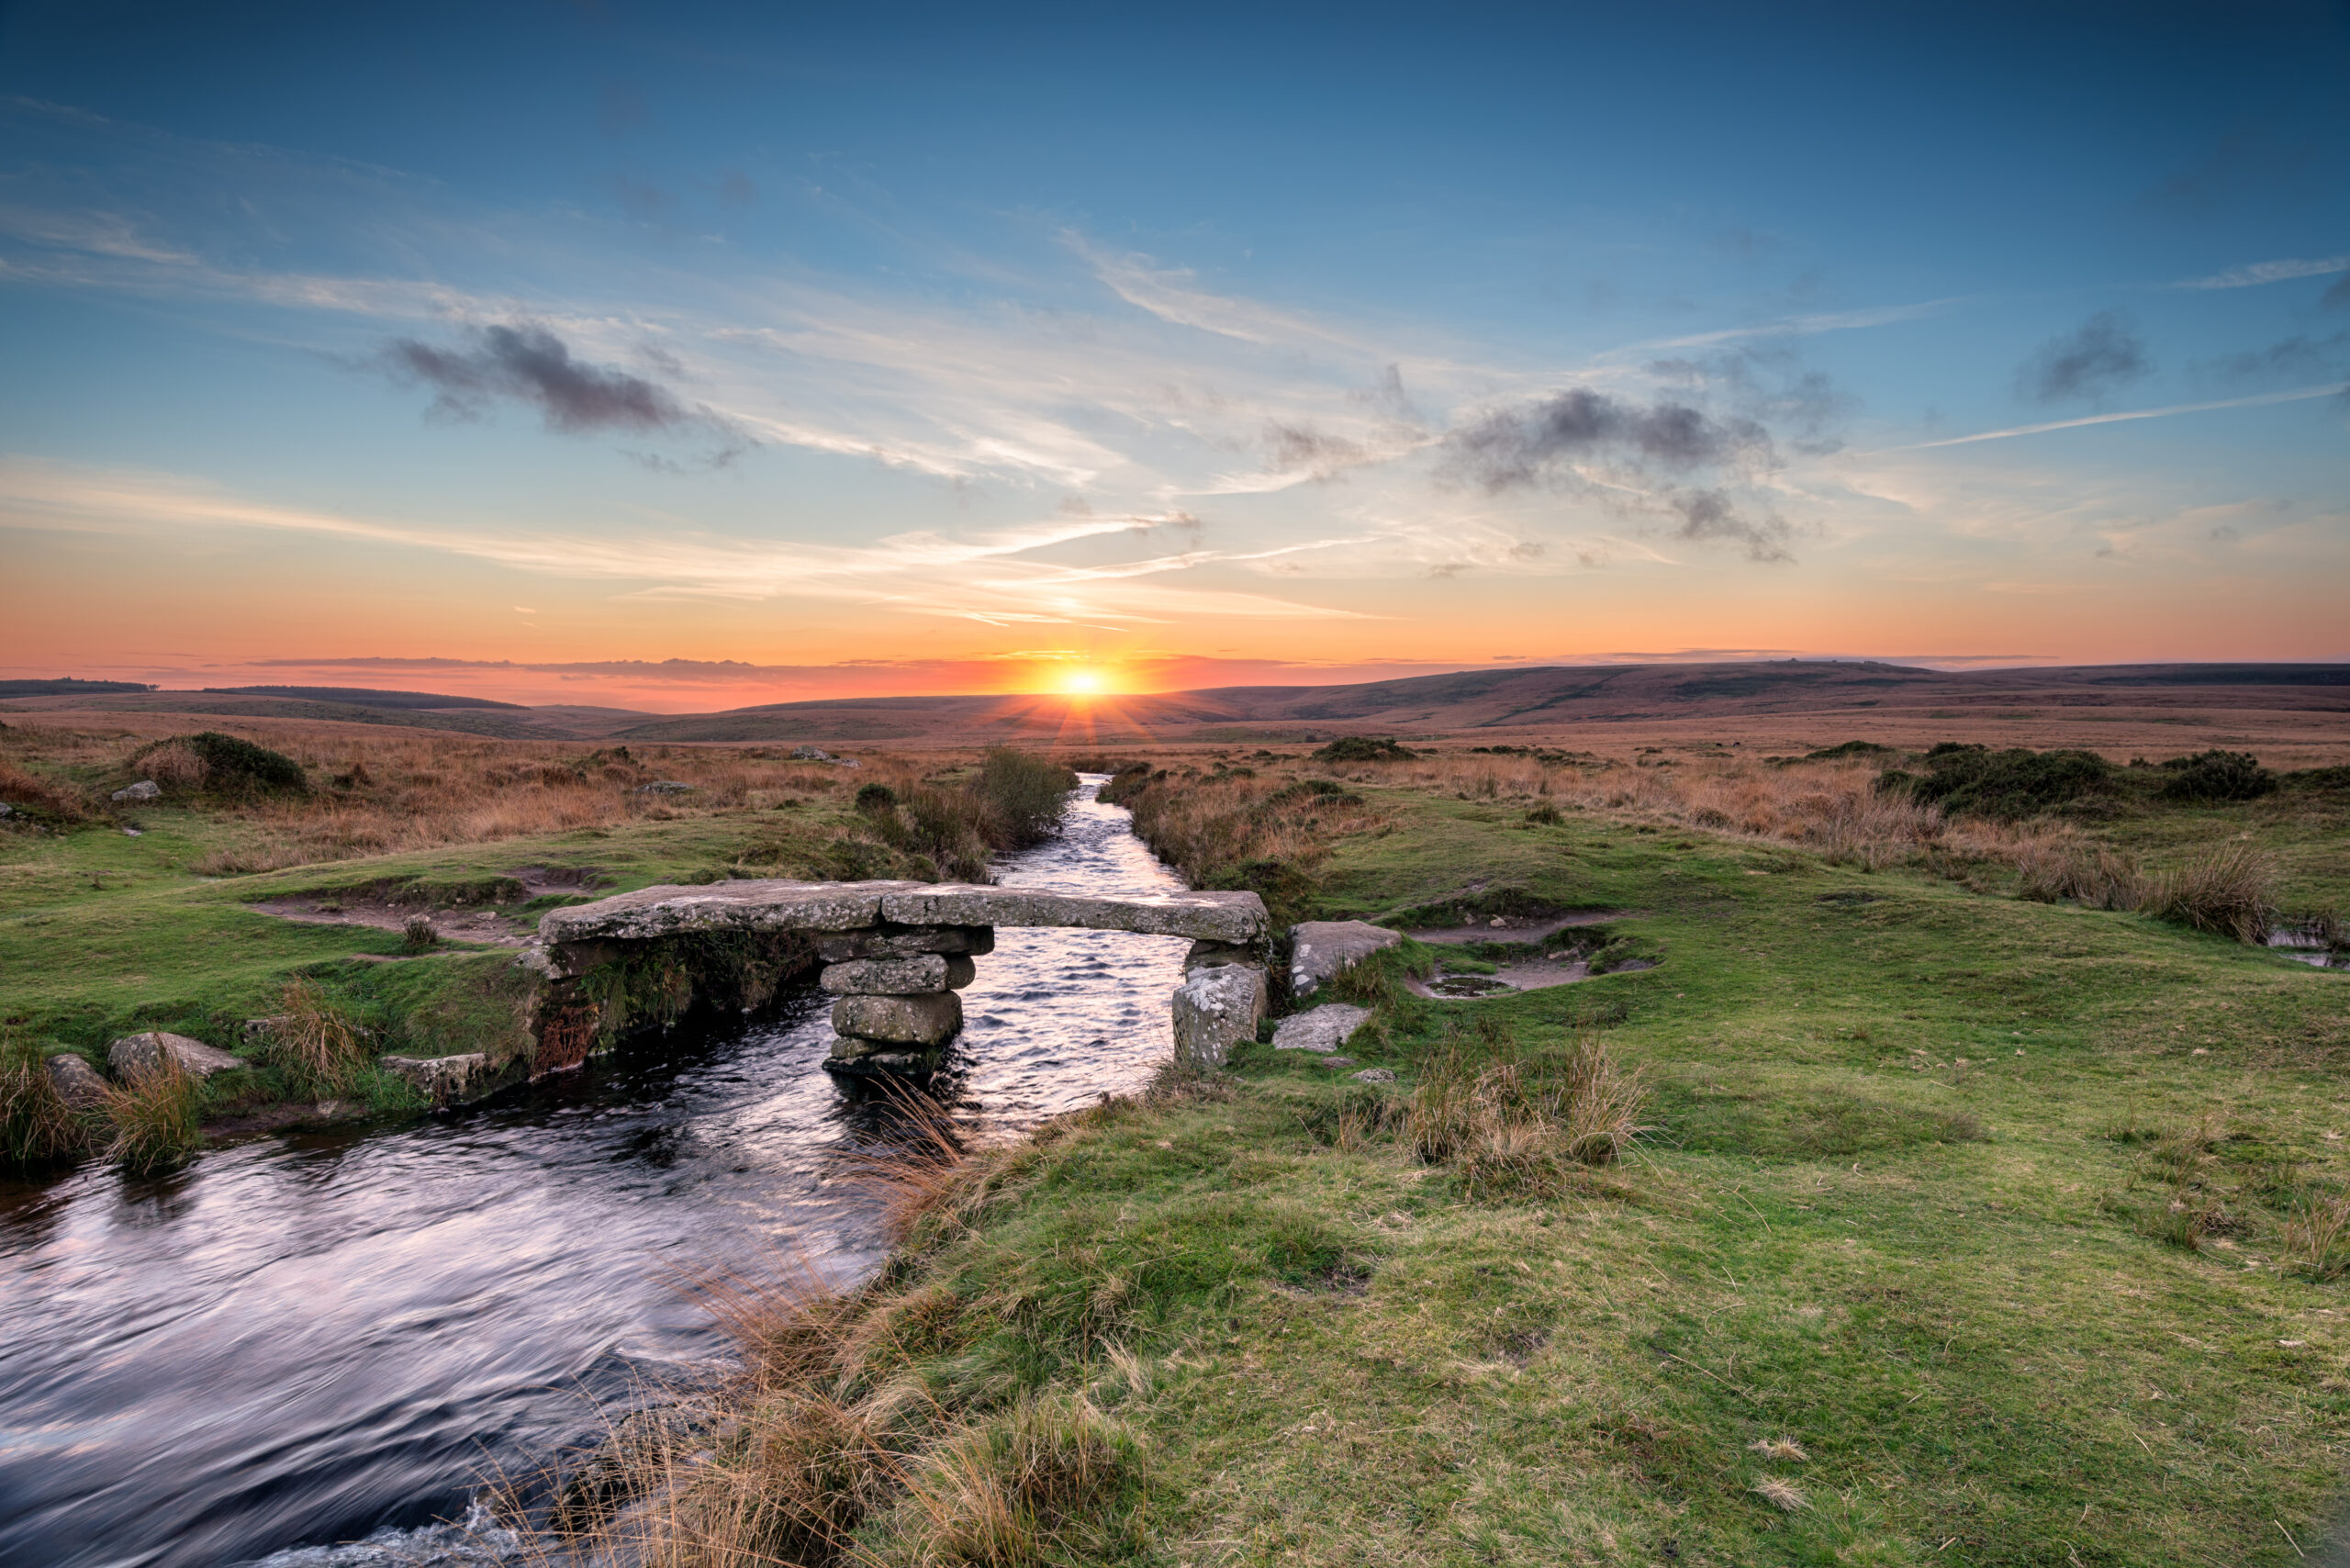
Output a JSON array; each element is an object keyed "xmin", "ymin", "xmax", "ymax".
[{"xmin": 1058, "ymin": 667, "xmax": 1108, "ymax": 696}]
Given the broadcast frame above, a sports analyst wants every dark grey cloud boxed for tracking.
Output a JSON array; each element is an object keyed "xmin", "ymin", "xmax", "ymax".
[
  {"xmin": 383, "ymin": 322, "xmax": 749, "ymax": 464},
  {"xmin": 1438, "ymin": 386, "xmax": 1795, "ymax": 564},
  {"xmin": 2325, "ymin": 273, "xmax": 2350, "ymax": 311},
  {"xmin": 611, "ymin": 174, "xmax": 675, "ymax": 222},
  {"xmin": 1443, "ymin": 387, "xmax": 1772, "ymax": 490},
  {"xmin": 1649, "ymin": 347, "xmax": 1855, "ymax": 456},
  {"xmin": 2016, "ymin": 311, "xmax": 2151, "ymax": 405},
  {"xmin": 718, "ymin": 170, "xmax": 757, "ymax": 207},
  {"xmin": 1263, "ymin": 421, "xmax": 1368, "ymax": 479},
  {"xmin": 2141, "ymin": 129, "xmax": 2316, "ymax": 214}
]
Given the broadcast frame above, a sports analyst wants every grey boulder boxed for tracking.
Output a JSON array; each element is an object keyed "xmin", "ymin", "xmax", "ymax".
[
  {"xmin": 1170, "ymin": 964, "xmax": 1267, "ymax": 1070},
  {"xmin": 107, "ymin": 1031, "xmax": 241, "ymax": 1080},
  {"xmin": 111, "ymin": 780, "xmax": 162, "ymax": 801},
  {"xmin": 833, "ymin": 991, "xmax": 963, "ymax": 1047},
  {"xmin": 1289, "ymin": 920, "xmax": 1403, "ymax": 999},
  {"xmin": 1271, "ymin": 1003, "xmax": 1371, "ymax": 1054},
  {"xmin": 46, "ymin": 1053, "xmax": 108, "ymax": 1111},
  {"xmin": 1351, "ymin": 1068, "xmax": 1397, "ymax": 1083}
]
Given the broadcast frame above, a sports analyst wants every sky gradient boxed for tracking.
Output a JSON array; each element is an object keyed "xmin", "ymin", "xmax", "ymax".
[{"xmin": 2, "ymin": 1, "xmax": 2346, "ymax": 710}]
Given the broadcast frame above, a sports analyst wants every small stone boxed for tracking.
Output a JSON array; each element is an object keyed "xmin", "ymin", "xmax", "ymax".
[
  {"xmin": 833, "ymin": 991, "xmax": 963, "ymax": 1047},
  {"xmin": 1289, "ymin": 920, "xmax": 1403, "ymax": 998},
  {"xmin": 380, "ymin": 1052, "xmax": 495, "ymax": 1103},
  {"xmin": 789, "ymin": 745, "xmax": 834, "ymax": 760},
  {"xmin": 111, "ymin": 780, "xmax": 162, "ymax": 801},
  {"xmin": 1170, "ymin": 964, "xmax": 1267, "ymax": 1070},
  {"xmin": 1489, "ymin": 916, "xmax": 1506, "ymax": 927},
  {"xmin": 815, "ymin": 924, "xmax": 995, "ymax": 961},
  {"xmin": 122, "ymin": 827, "xmax": 142, "ymax": 837},
  {"xmin": 1352, "ymin": 1068, "xmax": 1397, "ymax": 1083},
  {"xmin": 46, "ymin": 1053, "xmax": 108, "ymax": 1111},
  {"xmin": 0, "ymin": 802, "xmax": 13, "ymax": 817},
  {"xmin": 638, "ymin": 781, "xmax": 697, "ymax": 795},
  {"xmin": 821, "ymin": 954, "xmax": 976, "ymax": 994},
  {"xmin": 107, "ymin": 1031, "xmax": 242, "ymax": 1080},
  {"xmin": 1272, "ymin": 1003, "xmax": 1372, "ymax": 1054}
]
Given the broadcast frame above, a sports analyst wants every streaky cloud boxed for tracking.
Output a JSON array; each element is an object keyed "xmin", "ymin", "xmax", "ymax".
[
  {"xmin": 1892, "ymin": 383, "xmax": 2349, "ymax": 449},
  {"xmin": 2177, "ymin": 253, "xmax": 2350, "ymax": 290}
]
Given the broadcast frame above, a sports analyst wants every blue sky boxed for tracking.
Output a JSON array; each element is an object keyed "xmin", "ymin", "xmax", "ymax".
[{"xmin": 1, "ymin": 0, "xmax": 2344, "ymax": 705}]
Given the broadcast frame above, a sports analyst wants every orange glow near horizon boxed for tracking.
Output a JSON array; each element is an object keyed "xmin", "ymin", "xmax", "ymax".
[{"xmin": 1054, "ymin": 666, "xmax": 1109, "ymax": 696}]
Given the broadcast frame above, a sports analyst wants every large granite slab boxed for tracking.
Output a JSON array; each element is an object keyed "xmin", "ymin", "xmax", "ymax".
[{"xmin": 544, "ymin": 879, "xmax": 1268, "ymax": 946}]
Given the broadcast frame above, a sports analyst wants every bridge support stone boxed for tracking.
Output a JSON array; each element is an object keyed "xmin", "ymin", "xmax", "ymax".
[{"xmin": 532, "ymin": 880, "xmax": 1271, "ymax": 1081}]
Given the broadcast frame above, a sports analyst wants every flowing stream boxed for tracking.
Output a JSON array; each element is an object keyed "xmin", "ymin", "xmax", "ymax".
[{"xmin": 0, "ymin": 778, "xmax": 1189, "ymax": 1568}]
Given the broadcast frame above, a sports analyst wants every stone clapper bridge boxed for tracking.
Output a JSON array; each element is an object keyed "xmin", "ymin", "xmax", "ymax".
[{"xmin": 524, "ymin": 879, "xmax": 1331, "ymax": 1080}]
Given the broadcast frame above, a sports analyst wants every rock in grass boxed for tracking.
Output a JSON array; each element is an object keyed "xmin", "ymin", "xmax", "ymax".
[
  {"xmin": 107, "ymin": 1031, "xmax": 241, "ymax": 1080},
  {"xmin": 379, "ymin": 1052, "xmax": 493, "ymax": 1103},
  {"xmin": 1352, "ymin": 1068, "xmax": 1397, "ymax": 1083},
  {"xmin": 46, "ymin": 1053, "xmax": 108, "ymax": 1111},
  {"xmin": 1272, "ymin": 1002, "xmax": 1371, "ymax": 1054},
  {"xmin": 820, "ymin": 954, "xmax": 976, "ymax": 994},
  {"xmin": 1289, "ymin": 920, "xmax": 1403, "ymax": 998},
  {"xmin": 638, "ymin": 780, "xmax": 697, "ymax": 795},
  {"xmin": 1171, "ymin": 964, "xmax": 1267, "ymax": 1070},
  {"xmin": 111, "ymin": 779, "xmax": 162, "ymax": 801},
  {"xmin": 833, "ymin": 991, "xmax": 963, "ymax": 1047}
]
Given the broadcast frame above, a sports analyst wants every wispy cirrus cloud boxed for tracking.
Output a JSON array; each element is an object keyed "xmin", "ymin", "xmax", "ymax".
[
  {"xmin": 0, "ymin": 455, "xmax": 1370, "ymax": 623},
  {"xmin": 2177, "ymin": 253, "xmax": 2349, "ymax": 290}
]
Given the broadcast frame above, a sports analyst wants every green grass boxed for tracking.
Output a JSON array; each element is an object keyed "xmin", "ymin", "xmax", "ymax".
[{"xmin": 576, "ymin": 778, "xmax": 2350, "ymax": 1567}]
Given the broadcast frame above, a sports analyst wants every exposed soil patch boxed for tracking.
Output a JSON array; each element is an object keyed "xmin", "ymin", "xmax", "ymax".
[
  {"xmin": 246, "ymin": 865, "xmax": 604, "ymax": 947},
  {"xmin": 1408, "ymin": 910, "xmax": 1628, "ymax": 946}
]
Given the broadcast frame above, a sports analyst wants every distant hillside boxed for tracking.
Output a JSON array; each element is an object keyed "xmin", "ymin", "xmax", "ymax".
[
  {"xmin": 204, "ymin": 685, "xmax": 524, "ymax": 710},
  {"xmin": 0, "ymin": 678, "xmax": 157, "ymax": 697}
]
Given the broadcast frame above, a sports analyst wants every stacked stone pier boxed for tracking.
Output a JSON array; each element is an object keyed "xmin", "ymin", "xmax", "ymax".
[{"xmin": 534, "ymin": 879, "xmax": 1269, "ymax": 1077}]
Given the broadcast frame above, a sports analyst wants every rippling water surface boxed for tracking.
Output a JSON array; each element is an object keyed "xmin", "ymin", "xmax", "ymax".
[{"xmin": 0, "ymin": 778, "xmax": 1188, "ymax": 1568}]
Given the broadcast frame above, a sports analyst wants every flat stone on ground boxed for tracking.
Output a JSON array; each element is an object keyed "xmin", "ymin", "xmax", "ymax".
[
  {"xmin": 833, "ymin": 991, "xmax": 963, "ymax": 1047},
  {"xmin": 107, "ymin": 1031, "xmax": 241, "ymax": 1080},
  {"xmin": 1170, "ymin": 964, "xmax": 1267, "ymax": 1070},
  {"xmin": 1271, "ymin": 1003, "xmax": 1372, "ymax": 1053},
  {"xmin": 1290, "ymin": 920, "xmax": 1403, "ymax": 998},
  {"xmin": 1352, "ymin": 1068, "xmax": 1396, "ymax": 1083}
]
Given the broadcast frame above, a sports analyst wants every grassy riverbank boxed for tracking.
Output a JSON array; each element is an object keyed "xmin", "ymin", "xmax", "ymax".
[
  {"xmin": 0, "ymin": 716, "xmax": 1069, "ymax": 1159},
  {"xmin": 561, "ymin": 744, "xmax": 2350, "ymax": 1566}
]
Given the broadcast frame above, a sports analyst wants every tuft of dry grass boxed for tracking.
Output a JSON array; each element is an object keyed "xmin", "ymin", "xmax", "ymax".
[
  {"xmin": 0, "ymin": 755, "xmax": 91, "ymax": 822},
  {"xmin": 2140, "ymin": 843, "xmax": 2277, "ymax": 945},
  {"xmin": 1410, "ymin": 1027, "xmax": 1648, "ymax": 1197},
  {"xmin": 2012, "ymin": 840, "xmax": 2144, "ymax": 909},
  {"xmin": 400, "ymin": 913, "xmax": 440, "ymax": 952},
  {"xmin": 2283, "ymin": 1193, "xmax": 2350, "ymax": 1282},
  {"xmin": 1751, "ymin": 1475, "xmax": 1807, "ymax": 1512},
  {"xmin": 889, "ymin": 1393, "xmax": 1140, "ymax": 1568},
  {"xmin": 102, "ymin": 1058, "xmax": 203, "ymax": 1173},
  {"xmin": 1, "ymin": 1033, "xmax": 88, "ymax": 1166},
  {"xmin": 267, "ymin": 976, "xmax": 374, "ymax": 1095},
  {"xmin": 1748, "ymin": 1436, "xmax": 1810, "ymax": 1462}
]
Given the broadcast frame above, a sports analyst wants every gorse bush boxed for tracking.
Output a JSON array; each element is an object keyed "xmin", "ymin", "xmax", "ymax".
[
  {"xmin": 2157, "ymin": 749, "xmax": 2277, "ymax": 803},
  {"xmin": 1885, "ymin": 745, "xmax": 2114, "ymax": 821},
  {"xmin": 181, "ymin": 731, "xmax": 309, "ymax": 796},
  {"xmin": 1312, "ymin": 735, "xmax": 1414, "ymax": 763}
]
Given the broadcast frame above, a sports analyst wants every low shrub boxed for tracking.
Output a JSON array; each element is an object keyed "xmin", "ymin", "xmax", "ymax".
[
  {"xmin": 400, "ymin": 913, "xmax": 440, "ymax": 952},
  {"xmin": 0, "ymin": 756, "xmax": 90, "ymax": 823},
  {"xmin": 151, "ymin": 731, "xmax": 308, "ymax": 797},
  {"xmin": 103, "ymin": 1059, "xmax": 203, "ymax": 1173},
  {"xmin": 2013, "ymin": 841, "xmax": 2143, "ymax": 909},
  {"xmin": 2157, "ymin": 749, "xmax": 2277, "ymax": 803},
  {"xmin": 970, "ymin": 748, "xmax": 1079, "ymax": 850},
  {"xmin": 1886, "ymin": 745, "xmax": 2114, "ymax": 821},
  {"xmin": 891, "ymin": 1394, "xmax": 1141, "ymax": 1566},
  {"xmin": 1312, "ymin": 735, "xmax": 1414, "ymax": 763}
]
